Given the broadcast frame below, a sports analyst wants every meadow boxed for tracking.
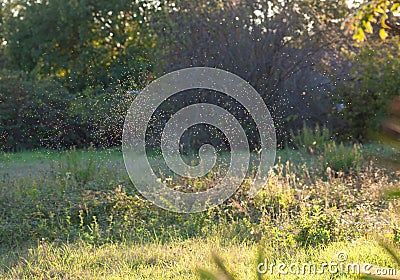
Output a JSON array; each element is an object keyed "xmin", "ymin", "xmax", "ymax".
[
  {"xmin": 0, "ymin": 141, "xmax": 399, "ymax": 279},
  {"xmin": 1, "ymin": 0, "xmax": 399, "ymax": 279}
]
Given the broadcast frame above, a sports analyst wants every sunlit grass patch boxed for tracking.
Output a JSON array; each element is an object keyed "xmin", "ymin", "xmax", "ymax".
[
  {"xmin": 0, "ymin": 143, "xmax": 398, "ymax": 279},
  {"xmin": 1, "ymin": 238, "xmax": 399, "ymax": 280}
]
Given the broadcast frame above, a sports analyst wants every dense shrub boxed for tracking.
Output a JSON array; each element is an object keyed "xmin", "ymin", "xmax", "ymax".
[
  {"xmin": 152, "ymin": 0, "xmax": 345, "ymax": 145},
  {"xmin": 68, "ymin": 87, "xmax": 135, "ymax": 148},
  {"xmin": 336, "ymin": 39, "xmax": 400, "ymax": 141},
  {"xmin": 0, "ymin": 71, "xmax": 136, "ymax": 151},
  {"xmin": 0, "ymin": 71, "xmax": 86, "ymax": 151},
  {"xmin": 2, "ymin": 0, "xmax": 155, "ymax": 93},
  {"xmin": 295, "ymin": 205, "xmax": 337, "ymax": 247},
  {"xmin": 321, "ymin": 142, "xmax": 363, "ymax": 174},
  {"xmin": 290, "ymin": 121, "xmax": 332, "ymax": 154},
  {"xmin": 289, "ymin": 121, "xmax": 363, "ymax": 174}
]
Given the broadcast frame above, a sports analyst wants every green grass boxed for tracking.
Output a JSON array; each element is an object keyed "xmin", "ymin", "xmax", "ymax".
[
  {"xmin": 1, "ymin": 238, "xmax": 398, "ymax": 279},
  {"xmin": 0, "ymin": 142, "xmax": 399, "ymax": 279},
  {"xmin": 0, "ymin": 147, "xmax": 123, "ymax": 179},
  {"xmin": 363, "ymin": 143, "xmax": 400, "ymax": 171},
  {"xmin": 0, "ymin": 146, "xmax": 123, "ymax": 166}
]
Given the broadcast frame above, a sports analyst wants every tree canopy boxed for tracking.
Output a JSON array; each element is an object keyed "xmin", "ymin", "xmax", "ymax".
[
  {"xmin": 2, "ymin": 0, "xmax": 159, "ymax": 92},
  {"xmin": 343, "ymin": 0, "xmax": 400, "ymax": 41},
  {"xmin": 0, "ymin": 0, "xmax": 398, "ymax": 150}
]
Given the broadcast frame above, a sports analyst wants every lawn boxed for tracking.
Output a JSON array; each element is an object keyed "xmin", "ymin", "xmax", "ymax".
[{"xmin": 0, "ymin": 143, "xmax": 399, "ymax": 279}]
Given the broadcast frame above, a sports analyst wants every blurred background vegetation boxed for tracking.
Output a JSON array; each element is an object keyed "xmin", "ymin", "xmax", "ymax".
[
  {"xmin": 0, "ymin": 1, "xmax": 399, "ymax": 279},
  {"xmin": 0, "ymin": 0, "xmax": 398, "ymax": 151}
]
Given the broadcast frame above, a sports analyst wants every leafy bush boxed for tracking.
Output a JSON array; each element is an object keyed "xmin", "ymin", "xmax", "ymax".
[
  {"xmin": 3, "ymin": 0, "xmax": 154, "ymax": 93},
  {"xmin": 322, "ymin": 142, "xmax": 363, "ymax": 173},
  {"xmin": 295, "ymin": 205, "xmax": 337, "ymax": 247},
  {"xmin": 290, "ymin": 121, "xmax": 332, "ymax": 154},
  {"xmin": 336, "ymin": 39, "xmax": 400, "ymax": 141},
  {"xmin": 68, "ymin": 87, "xmax": 135, "ymax": 148},
  {"xmin": 63, "ymin": 147, "xmax": 98, "ymax": 185},
  {"xmin": 289, "ymin": 121, "xmax": 363, "ymax": 174},
  {"xmin": 0, "ymin": 71, "xmax": 83, "ymax": 151},
  {"xmin": 0, "ymin": 71, "xmax": 137, "ymax": 151}
]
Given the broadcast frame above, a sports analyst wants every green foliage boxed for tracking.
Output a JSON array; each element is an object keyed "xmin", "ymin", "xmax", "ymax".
[
  {"xmin": 322, "ymin": 142, "xmax": 363, "ymax": 173},
  {"xmin": 336, "ymin": 39, "xmax": 400, "ymax": 141},
  {"xmin": 361, "ymin": 241, "xmax": 400, "ymax": 280},
  {"xmin": 68, "ymin": 87, "xmax": 136, "ymax": 148},
  {"xmin": 0, "ymin": 146, "xmax": 398, "ymax": 278},
  {"xmin": 0, "ymin": 145, "xmax": 396, "ymax": 248},
  {"xmin": 343, "ymin": 0, "xmax": 400, "ymax": 42},
  {"xmin": 295, "ymin": 205, "xmax": 337, "ymax": 247},
  {"xmin": 290, "ymin": 122, "xmax": 362, "ymax": 174},
  {"xmin": 64, "ymin": 147, "xmax": 98, "ymax": 185},
  {"xmin": 0, "ymin": 70, "xmax": 138, "ymax": 151},
  {"xmin": 2, "ymin": 0, "xmax": 157, "ymax": 92},
  {"xmin": 290, "ymin": 121, "xmax": 332, "ymax": 154},
  {"xmin": 0, "ymin": 0, "xmax": 159, "ymax": 151},
  {"xmin": 0, "ymin": 70, "xmax": 82, "ymax": 151}
]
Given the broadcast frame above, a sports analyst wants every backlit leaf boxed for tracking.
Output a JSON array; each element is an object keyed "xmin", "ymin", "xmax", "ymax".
[
  {"xmin": 381, "ymin": 14, "xmax": 391, "ymax": 29},
  {"xmin": 353, "ymin": 27, "xmax": 366, "ymax": 42},
  {"xmin": 379, "ymin": 28, "xmax": 388, "ymax": 39},
  {"xmin": 364, "ymin": 21, "xmax": 373, "ymax": 33},
  {"xmin": 391, "ymin": 3, "xmax": 400, "ymax": 12}
]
